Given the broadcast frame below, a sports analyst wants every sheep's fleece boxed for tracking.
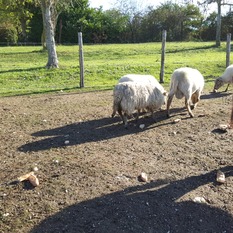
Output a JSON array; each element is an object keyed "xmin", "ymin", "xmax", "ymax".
[
  {"xmin": 167, "ymin": 67, "xmax": 204, "ymax": 118},
  {"xmin": 112, "ymin": 78, "xmax": 166, "ymax": 126}
]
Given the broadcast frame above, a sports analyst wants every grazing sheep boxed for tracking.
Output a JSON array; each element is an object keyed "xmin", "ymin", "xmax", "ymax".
[
  {"xmin": 118, "ymin": 74, "xmax": 167, "ymax": 113},
  {"xmin": 213, "ymin": 64, "xmax": 233, "ymax": 92},
  {"xmin": 118, "ymin": 74, "xmax": 161, "ymax": 88},
  {"xmin": 167, "ymin": 67, "xmax": 204, "ymax": 118},
  {"xmin": 112, "ymin": 81, "xmax": 167, "ymax": 127}
]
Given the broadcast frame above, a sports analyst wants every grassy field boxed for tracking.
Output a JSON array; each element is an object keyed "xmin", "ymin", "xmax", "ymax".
[{"xmin": 0, "ymin": 42, "xmax": 230, "ymax": 96}]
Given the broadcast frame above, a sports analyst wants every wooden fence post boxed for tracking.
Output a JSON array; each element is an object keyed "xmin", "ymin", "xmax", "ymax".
[
  {"xmin": 78, "ymin": 32, "xmax": 84, "ymax": 88},
  {"xmin": 160, "ymin": 30, "xmax": 166, "ymax": 83},
  {"xmin": 231, "ymin": 100, "xmax": 233, "ymax": 128},
  {"xmin": 226, "ymin": 33, "xmax": 231, "ymax": 67},
  {"xmin": 226, "ymin": 33, "xmax": 232, "ymax": 127}
]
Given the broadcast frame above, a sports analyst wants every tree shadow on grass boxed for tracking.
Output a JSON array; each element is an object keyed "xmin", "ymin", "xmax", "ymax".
[
  {"xmin": 30, "ymin": 166, "xmax": 233, "ymax": 233},
  {"xmin": 166, "ymin": 44, "xmax": 217, "ymax": 54},
  {"xmin": 0, "ymin": 67, "xmax": 45, "ymax": 74},
  {"xmin": 18, "ymin": 110, "xmax": 172, "ymax": 152}
]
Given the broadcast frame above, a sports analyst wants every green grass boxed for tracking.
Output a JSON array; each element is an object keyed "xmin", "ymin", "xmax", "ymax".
[{"xmin": 0, "ymin": 42, "xmax": 229, "ymax": 96}]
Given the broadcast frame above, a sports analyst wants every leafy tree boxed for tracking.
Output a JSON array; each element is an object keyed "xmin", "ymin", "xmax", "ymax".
[
  {"xmin": 198, "ymin": 0, "xmax": 233, "ymax": 46},
  {"xmin": 0, "ymin": 2, "xmax": 17, "ymax": 43},
  {"xmin": 221, "ymin": 12, "xmax": 233, "ymax": 38},
  {"xmin": 113, "ymin": 0, "xmax": 144, "ymax": 43},
  {"xmin": 140, "ymin": 7, "xmax": 164, "ymax": 42},
  {"xmin": 181, "ymin": 4, "xmax": 203, "ymax": 40},
  {"xmin": 0, "ymin": 0, "xmax": 34, "ymax": 41},
  {"xmin": 59, "ymin": 2, "xmax": 104, "ymax": 44},
  {"xmin": 101, "ymin": 9, "xmax": 129, "ymax": 43},
  {"xmin": 27, "ymin": 5, "xmax": 43, "ymax": 43},
  {"xmin": 59, "ymin": 5, "xmax": 129, "ymax": 44},
  {"xmin": 199, "ymin": 12, "xmax": 217, "ymax": 41},
  {"xmin": 140, "ymin": 2, "xmax": 203, "ymax": 42}
]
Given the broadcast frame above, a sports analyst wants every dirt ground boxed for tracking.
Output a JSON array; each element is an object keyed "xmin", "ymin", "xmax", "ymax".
[{"xmin": 0, "ymin": 86, "xmax": 232, "ymax": 233}]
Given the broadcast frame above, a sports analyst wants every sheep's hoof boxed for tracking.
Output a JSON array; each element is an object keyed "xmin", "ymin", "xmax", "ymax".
[
  {"xmin": 189, "ymin": 114, "xmax": 194, "ymax": 118},
  {"xmin": 167, "ymin": 114, "xmax": 171, "ymax": 118},
  {"xmin": 190, "ymin": 105, "xmax": 195, "ymax": 110},
  {"xmin": 123, "ymin": 122, "xmax": 128, "ymax": 129}
]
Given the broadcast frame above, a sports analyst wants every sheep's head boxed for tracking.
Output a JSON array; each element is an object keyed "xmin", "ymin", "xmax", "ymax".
[
  {"xmin": 163, "ymin": 91, "xmax": 168, "ymax": 105},
  {"xmin": 213, "ymin": 77, "xmax": 224, "ymax": 92}
]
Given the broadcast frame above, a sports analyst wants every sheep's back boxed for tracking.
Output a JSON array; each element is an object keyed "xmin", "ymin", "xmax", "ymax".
[
  {"xmin": 119, "ymin": 74, "xmax": 158, "ymax": 84},
  {"xmin": 119, "ymin": 74, "xmax": 166, "ymax": 94},
  {"xmin": 222, "ymin": 65, "xmax": 233, "ymax": 82},
  {"xmin": 171, "ymin": 67, "xmax": 204, "ymax": 94},
  {"xmin": 120, "ymin": 82, "xmax": 150, "ymax": 114},
  {"xmin": 115, "ymin": 81, "xmax": 165, "ymax": 115}
]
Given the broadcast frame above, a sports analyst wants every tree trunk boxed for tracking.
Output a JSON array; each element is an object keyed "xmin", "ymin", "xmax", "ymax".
[
  {"xmin": 41, "ymin": 0, "xmax": 59, "ymax": 68},
  {"xmin": 231, "ymin": 104, "xmax": 233, "ymax": 128},
  {"xmin": 216, "ymin": 0, "xmax": 221, "ymax": 47},
  {"xmin": 20, "ymin": 18, "xmax": 28, "ymax": 42}
]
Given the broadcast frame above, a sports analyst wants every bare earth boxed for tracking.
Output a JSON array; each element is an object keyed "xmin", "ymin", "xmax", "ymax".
[{"xmin": 0, "ymin": 87, "xmax": 232, "ymax": 233}]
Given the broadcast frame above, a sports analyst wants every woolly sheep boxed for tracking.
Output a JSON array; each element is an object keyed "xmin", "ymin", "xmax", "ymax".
[
  {"xmin": 112, "ymin": 81, "xmax": 167, "ymax": 127},
  {"xmin": 118, "ymin": 74, "xmax": 161, "ymax": 87},
  {"xmin": 213, "ymin": 64, "xmax": 233, "ymax": 92},
  {"xmin": 167, "ymin": 67, "xmax": 204, "ymax": 118},
  {"xmin": 117, "ymin": 74, "xmax": 166, "ymax": 113}
]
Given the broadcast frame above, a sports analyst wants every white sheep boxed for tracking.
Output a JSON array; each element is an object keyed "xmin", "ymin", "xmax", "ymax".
[
  {"xmin": 118, "ymin": 74, "xmax": 160, "ymax": 87},
  {"xmin": 117, "ymin": 74, "xmax": 166, "ymax": 113},
  {"xmin": 167, "ymin": 67, "xmax": 204, "ymax": 118},
  {"xmin": 213, "ymin": 64, "xmax": 233, "ymax": 92},
  {"xmin": 112, "ymin": 81, "xmax": 167, "ymax": 127}
]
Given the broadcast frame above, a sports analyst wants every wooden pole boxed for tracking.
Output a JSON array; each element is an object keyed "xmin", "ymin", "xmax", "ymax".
[
  {"xmin": 230, "ymin": 98, "xmax": 233, "ymax": 128},
  {"xmin": 226, "ymin": 33, "xmax": 232, "ymax": 127},
  {"xmin": 160, "ymin": 30, "xmax": 166, "ymax": 83},
  {"xmin": 224, "ymin": 33, "xmax": 231, "ymax": 92},
  {"xmin": 78, "ymin": 32, "xmax": 84, "ymax": 88},
  {"xmin": 226, "ymin": 33, "xmax": 231, "ymax": 67}
]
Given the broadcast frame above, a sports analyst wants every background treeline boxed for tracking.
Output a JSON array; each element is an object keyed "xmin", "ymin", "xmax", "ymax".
[{"xmin": 1, "ymin": 0, "xmax": 233, "ymax": 44}]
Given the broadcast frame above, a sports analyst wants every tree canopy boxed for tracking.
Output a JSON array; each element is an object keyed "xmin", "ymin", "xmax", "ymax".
[{"xmin": 0, "ymin": 0, "xmax": 233, "ymax": 44}]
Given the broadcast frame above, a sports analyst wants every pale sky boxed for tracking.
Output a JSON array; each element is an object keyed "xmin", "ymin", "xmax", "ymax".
[
  {"xmin": 88, "ymin": 0, "xmax": 161, "ymax": 11},
  {"xmin": 88, "ymin": 0, "xmax": 230, "ymax": 15}
]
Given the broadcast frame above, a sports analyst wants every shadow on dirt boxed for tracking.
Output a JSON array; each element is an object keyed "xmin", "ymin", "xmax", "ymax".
[
  {"xmin": 201, "ymin": 91, "xmax": 232, "ymax": 100},
  {"xmin": 30, "ymin": 166, "xmax": 233, "ymax": 233},
  {"xmin": 18, "ymin": 110, "xmax": 173, "ymax": 152}
]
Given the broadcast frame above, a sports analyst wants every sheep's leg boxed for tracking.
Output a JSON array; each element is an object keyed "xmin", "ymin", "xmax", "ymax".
[
  {"xmin": 112, "ymin": 103, "xmax": 122, "ymax": 118},
  {"xmin": 122, "ymin": 113, "xmax": 128, "ymax": 128},
  {"xmin": 112, "ymin": 105, "xmax": 117, "ymax": 118},
  {"xmin": 151, "ymin": 111, "xmax": 157, "ymax": 122},
  {"xmin": 133, "ymin": 110, "xmax": 140, "ymax": 121},
  {"xmin": 224, "ymin": 84, "xmax": 230, "ymax": 92},
  {"xmin": 191, "ymin": 91, "xmax": 200, "ymax": 110},
  {"xmin": 185, "ymin": 98, "xmax": 194, "ymax": 118},
  {"xmin": 136, "ymin": 110, "xmax": 140, "ymax": 121},
  {"xmin": 118, "ymin": 109, "xmax": 124, "ymax": 121},
  {"xmin": 167, "ymin": 94, "xmax": 174, "ymax": 118},
  {"xmin": 111, "ymin": 110, "xmax": 116, "ymax": 118}
]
